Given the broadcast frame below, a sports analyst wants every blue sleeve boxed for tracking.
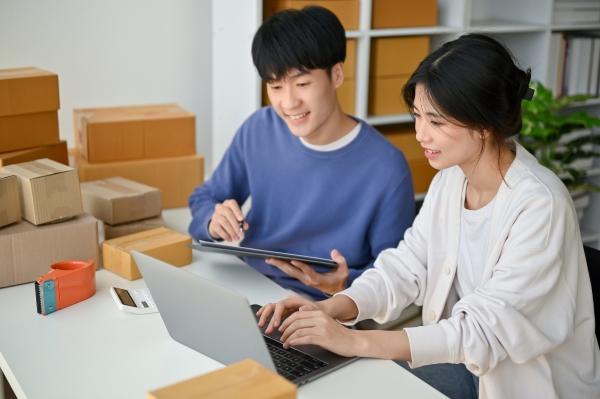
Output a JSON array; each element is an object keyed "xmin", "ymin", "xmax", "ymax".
[
  {"xmin": 188, "ymin": 125, "xmax": 250, "ymax": 241},
  {"xmin": 347, "ymin": 165, "xmax": 415, "ymax": 286}
]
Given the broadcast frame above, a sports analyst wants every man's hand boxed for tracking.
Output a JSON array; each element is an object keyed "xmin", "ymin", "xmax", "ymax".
[
  {"xmin": 266, "ymin": 250, "xmax": 349, "ymax": 295},
  {"xmin": 208, "ymin": 199, "xmax": 248, "ymax": 242}
]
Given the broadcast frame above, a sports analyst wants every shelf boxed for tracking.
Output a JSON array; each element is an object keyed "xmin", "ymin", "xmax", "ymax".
[
  {"xmin": 587, "ymin": 167, "xmax": 600, "ymax": 178},
  {"xmin": 415, "ymin": 193, "xmax": 427, "ymax": 202},
  {"xmin": 568, "ymin": 98, "xmax": 600, "ymax": 108},
  {"xmin": 366, "ymin": 113, "xmax": 414, "ymax": 126},
  {"xmin": 552, "ymin": 23, "xmax": 600, "ymax": 31},
  {"xmin": 468, "ymin": 19, "xmax": 548, "ymax": 33}
]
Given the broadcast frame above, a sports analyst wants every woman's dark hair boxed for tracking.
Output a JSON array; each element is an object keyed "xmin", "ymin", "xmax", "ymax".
[
  {"xmin": 402, "ymin": 33, "xmax": 531, "ymax": 169},
  {"xmin": 252, "ymin": 6, "xmax": 346, "ymax": 83}
]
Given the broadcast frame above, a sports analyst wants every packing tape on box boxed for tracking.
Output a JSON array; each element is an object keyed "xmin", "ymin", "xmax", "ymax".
[{"xmin": 35, "ymin": 259, "xmax": 96, "ymax": 315}]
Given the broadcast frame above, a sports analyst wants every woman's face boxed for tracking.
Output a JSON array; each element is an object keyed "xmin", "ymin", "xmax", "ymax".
[{"xmin": 413, "ymin": 84, "xmax": 483, "ymax": 172}]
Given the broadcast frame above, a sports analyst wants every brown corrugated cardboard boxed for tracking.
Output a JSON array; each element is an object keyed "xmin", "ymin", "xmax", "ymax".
[
  {"xmin": 102, "ymin": 227, "xmax": 192, "ymax": 280},
  {"xmin": 2, "ymin": 158, "xmax": 84, "ymax": 225},
  {"xmin": 0, "ymin": 111, "xmax": 60, "ymax": 153},
  {"xmin": 73, "ymin": 104, "xmax": 196, "ymax": 163},
  {"xmin": 378, "ymin": 124, "xmax": 438, "ymax": 193},
  {"xmin": 147, "ymin": 359, "xmax": 296, "ymax": 399},
  {"xmin": 338, "ymin": 78, "xmax": 356, "ymax": 115},
  {"xmin": 0, "ymin": 173, "xmax": 21, "ymax": 229},
  {"xmin": 72, "ymin": 153, "xmax": 203, "ymax": 209},
  {"xmin": 371, "ymin": 0, "xmax": 437, "ymax": 29},
  {"xmin": 103, "ymin": 215, "xmax": 166, "ymax": 241},
  {"xmin": 266, "ymin": 1, "xmax": 360, "ymax": 30},
  {"xmin": 0, "ymin": 140, "xmax": 68, "ymax": 168},
  {"xmin": 81, "ymin": 177, "xmax": 162, "ymax": 225},
  {"xmin": 0, "ymin": 213, "xmax": 99, "ymax": 288},
  {"xmin": 370, "ymin": 36, "xmax": 430, "ymax": 77},
  {"xmin": 368, "ymin": 75, "xmax": 411, "ymax": 116},
  {"xmin": 345, "ymin": 39, "xmax": 357, "ymax": 79},
  {"xmin": 0, "ymin": 67, "xmax": 60, "ymax": 117}
]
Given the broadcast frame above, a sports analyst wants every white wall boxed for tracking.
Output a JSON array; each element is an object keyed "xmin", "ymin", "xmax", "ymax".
[{"xmin": 0, "ymin": 0, "xmax": 213, "ymax": 171}]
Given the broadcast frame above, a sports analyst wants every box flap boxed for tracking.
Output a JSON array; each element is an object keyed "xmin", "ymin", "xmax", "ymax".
[
  {"xmin": 74, "ymin": 104, "xmax": 193, "ymax": 124},
  {"xmin": 81, "ymin": 177, "xmax": 158, "ymax": 200},
  {"xmin": 3, "ymin": 158, "xmax": 75, "ymax": 180},
  {"xmin": 0, "ymin": 67, "xmax": 56, "ymax": 80}
]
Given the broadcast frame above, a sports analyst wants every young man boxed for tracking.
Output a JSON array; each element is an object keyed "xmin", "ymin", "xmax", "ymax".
[{"xmin": 189, "ymin": 6, "xmax": 414, "ymax": 300}]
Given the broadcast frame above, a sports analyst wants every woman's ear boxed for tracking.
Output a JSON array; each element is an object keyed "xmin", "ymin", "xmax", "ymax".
[{"xmin": 332, "ymin": 62, "xmax": 345, "ymax": 89}]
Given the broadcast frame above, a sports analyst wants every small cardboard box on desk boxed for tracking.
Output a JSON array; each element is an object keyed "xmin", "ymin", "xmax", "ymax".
[
  {"xmin": 148, "ymin": 359, "xmax": 296, "ymax": 399},
  {"xmin": 2, "ymin": 158, "xmax": 84, "ymax": 225},
  {"xmin": 103, "ymin": 215, "xmax": 166, "ymax": 240},
  {"xmin": 102, "ymin": 227, "xmax": 192, "ymax": 280},
  {"xmin": 81, "ymin": 177, "xmax": 162, "ymax": 225},
  {"xmin": 0, "ymin": 213, "xmax": 99, "ymax": 288},
  {"xmin": 0, "ymin": 173, "xmax": 21, "ymax": 228}
]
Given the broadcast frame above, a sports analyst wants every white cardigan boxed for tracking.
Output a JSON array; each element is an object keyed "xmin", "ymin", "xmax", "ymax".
[{"xmin": 339, "ymin": 142, "xmax": 600, "ymax": 398}]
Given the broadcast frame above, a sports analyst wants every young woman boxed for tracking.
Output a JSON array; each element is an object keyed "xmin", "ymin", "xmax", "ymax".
[{"xmin": 259, "ymin": 34, "xmax": 600, "ymax": 398}]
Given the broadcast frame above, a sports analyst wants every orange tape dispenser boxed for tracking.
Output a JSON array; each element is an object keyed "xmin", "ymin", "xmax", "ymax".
[{"xmin": 35, "ymin": 259, "xmax": 96, "ymax": 315}]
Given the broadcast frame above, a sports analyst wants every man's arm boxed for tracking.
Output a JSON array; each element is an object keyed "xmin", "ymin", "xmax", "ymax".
[{"xmin": 188, "ymin": 127, "xmax": 250, "ymax": 241}]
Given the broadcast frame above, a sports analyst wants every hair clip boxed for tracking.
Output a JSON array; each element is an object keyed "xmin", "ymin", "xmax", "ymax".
[
  {"xmin": 523, "ymin": 87, "xmax": 535, "ymax": 101},
  {"xmin": 518, "ymin": 81, "xmax": 534, "ymax": 101}
]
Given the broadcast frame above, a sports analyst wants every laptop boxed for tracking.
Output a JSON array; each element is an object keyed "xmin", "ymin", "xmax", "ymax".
[{"xmin": 132, "ymin": 251, "xmax": 359, "ymax": 386}]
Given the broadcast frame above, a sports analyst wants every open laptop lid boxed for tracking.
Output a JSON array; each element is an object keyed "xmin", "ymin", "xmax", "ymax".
[{"xmin": 132, "ymin": 250, "xmax": 276, "ymax": 371}]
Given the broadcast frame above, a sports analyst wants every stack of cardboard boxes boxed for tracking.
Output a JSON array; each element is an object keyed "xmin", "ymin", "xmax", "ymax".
[
  {"xmin": 0, "ymin": 67, "xmax": 69, "ymax": 167},
  {"xmin": 0, "ymin": 158, "xmax": 99, "ymax": 288},
  {"xmin": 71, "ymin": 104, "xmax": 204, "ymax": 208},
  {"xmin": 263, "ymin": 0, "xmax": 360, "ymax": 30},
  {"xmin": 369, "ymin": 36, "xmax": 430, "ymax": 116},
  {"xmin": 81, "ymin": 176, "xmax": 166, "ymax": 240}
]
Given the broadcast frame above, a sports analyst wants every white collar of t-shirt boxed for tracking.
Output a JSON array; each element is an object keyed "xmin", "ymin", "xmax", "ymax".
[{"xmin": 299, "ymin": 122, "xmax": 361, "ymax": 152}]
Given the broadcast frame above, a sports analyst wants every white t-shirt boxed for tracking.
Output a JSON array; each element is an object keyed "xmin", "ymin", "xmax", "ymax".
[
  {"xmin": 454, "ymin": 182, "xmax": 496, "ymax": 298},
  {"xmin": 299, "ymin": 122, "xmax": 361, "ymax": 152}
]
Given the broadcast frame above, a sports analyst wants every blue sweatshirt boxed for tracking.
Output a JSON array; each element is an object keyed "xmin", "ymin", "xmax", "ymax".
[{"xmin": 189, "ymin": 107, "xmax": 414, "ymax": 300}]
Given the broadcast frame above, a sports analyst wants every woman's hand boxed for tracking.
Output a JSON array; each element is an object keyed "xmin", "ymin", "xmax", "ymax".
[
  {"xmin": 256, "ymin": 295, "xmax": 322, "ymax": 334},
  {"xmin": 266, "ymin": 250, "xmax": 349, "ymax": 295},
  {"xmin": 278, "ymin": 308, "xmax": 363, "ymax": 358}
]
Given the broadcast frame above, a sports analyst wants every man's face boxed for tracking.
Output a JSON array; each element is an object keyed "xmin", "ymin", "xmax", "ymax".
[{"xmin": 266, "ymin": 64, "xmax": 344, "ymax": 143}]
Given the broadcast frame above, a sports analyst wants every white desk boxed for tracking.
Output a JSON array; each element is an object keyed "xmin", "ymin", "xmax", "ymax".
[{"xmin": 0, "ymin": 209, "xmax": 445, "ymax": 399}]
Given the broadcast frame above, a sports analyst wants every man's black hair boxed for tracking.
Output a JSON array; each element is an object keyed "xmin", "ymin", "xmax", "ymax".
[{"xmin": 252, "ymin": 6, "xmax": 346, "ymax": 83}]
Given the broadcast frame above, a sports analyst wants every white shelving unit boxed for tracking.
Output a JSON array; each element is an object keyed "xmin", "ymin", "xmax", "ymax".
[{"xmin": 211, "ymin": 0, "xmax": 600, "ymax": 248}]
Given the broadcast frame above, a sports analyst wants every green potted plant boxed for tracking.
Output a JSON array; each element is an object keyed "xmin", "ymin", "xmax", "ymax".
[{"xmin": 518, "ymin": 81, "xmax": 600, "ymax": 221}]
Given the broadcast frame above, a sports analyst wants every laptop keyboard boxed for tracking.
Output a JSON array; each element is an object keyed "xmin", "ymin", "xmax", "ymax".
[{"xmin": 264, "ymin": 336, "xmax": 328, "ymax": 381}]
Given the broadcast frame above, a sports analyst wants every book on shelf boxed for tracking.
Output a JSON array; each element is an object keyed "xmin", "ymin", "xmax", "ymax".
[
  {"xmin": 553, "ymin": 2, "xmax": 600, "ymax": 24},
  {"xmin": 549, "ymin": 32, "xmax": 600, "ymax": 97}
]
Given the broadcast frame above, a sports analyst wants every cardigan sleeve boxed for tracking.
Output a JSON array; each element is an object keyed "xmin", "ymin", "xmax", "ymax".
[
  {"xmin": 335, "ymin": 172, "xmax": 442, "ymax": 324},
  {"xmin": 406, "ymin": 190, "xmax": 580, "ymax": 376}
]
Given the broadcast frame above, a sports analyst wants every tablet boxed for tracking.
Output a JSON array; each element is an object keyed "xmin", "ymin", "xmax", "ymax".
[{"xmin": 187, "ymin": 240, "xmax": 338, "ymax": 268}]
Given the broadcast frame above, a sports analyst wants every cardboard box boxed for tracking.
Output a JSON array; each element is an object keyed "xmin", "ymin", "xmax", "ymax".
[
  {"xmin": 0, "ymin": 140, "xmax": 68, "ymax": 168},
  {"xmin": 0, "ymin": 173, "xmax": 21, "ymax": 229},
  {"xmin": 103, "ymin": 215, "xmax": 166, "ymax": 241},
  {"xmin": 378, "ymin": 124, "xmax": 438, "ymax": 193},
  {"xmin": 371, "ymin": 0, "xmax": 437, "ymax": 29},
  {"xmin": 0, "ymin": 213, "xmax": 99, "ymax": 288},
  {"xmin": 0, "ymin": 67, "xmax": 60, "ymax": 117},
  {"xmin": 0, "ymin": 111, "xmax": 60, "ymax": 153},
  {"xmin": 345, "ymin": 39, "xmax": 357, "ymax": 79},
  {"xmin": 147, "ymin": 359, "xmax": 296, "ymax": 399},
  {"xmin": 266, "ymin": 0, "xmax": 360, "ymax": 30},
  {"xmin": 72, "ymin": 153, "xmax": 203, "ymax": 209},
  {"xmin": 2, "ymin": 158, "xmax": 84, "ymax": 225},
  {"xmin": 102, "ymin": 227, "xmax": 192, "ymax": 280},
  {"xmin": 370, "ymin": 36, "xmax": 430, "ymax": 77},
  {"xmin": 81, "ymin": 177, "xmax": 162, "ymax": 225},
  {"xmin": 338, "ymin": 78, "xmax": 356, "ymax": 115},
  {"xmin": 368, "ymin": 75, "xmax": 411, "ymax": 116},
  {"xmin": 73, "ymin": 104, "xmax": 196, "ymax": 163}
]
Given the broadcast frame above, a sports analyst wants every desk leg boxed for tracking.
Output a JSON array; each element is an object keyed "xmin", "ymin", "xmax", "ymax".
[{"xmin": 0, "ymin": 367, "xmax": 5, "ymax": 399}]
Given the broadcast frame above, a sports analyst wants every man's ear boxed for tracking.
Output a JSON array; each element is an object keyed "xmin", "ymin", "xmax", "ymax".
[{"xmin": 332, "ymin": 62, "xmax": 345, "ymax": 89}]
